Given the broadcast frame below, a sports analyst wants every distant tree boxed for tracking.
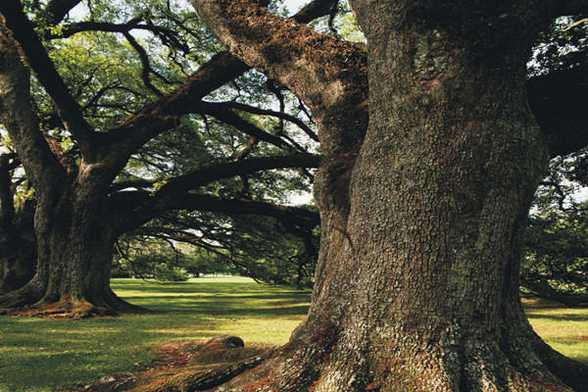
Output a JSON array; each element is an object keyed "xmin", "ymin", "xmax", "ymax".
[
  {"xmin": 0, "ymin": 0, "xmax": 326, "ymax": 317},
  {"xmin": 0, "ymin": 153, "xmax": 35, "ymax": 293},
  {"xmin": 524, "ymin": 210, "xmax": 588, "ymax": 306}
]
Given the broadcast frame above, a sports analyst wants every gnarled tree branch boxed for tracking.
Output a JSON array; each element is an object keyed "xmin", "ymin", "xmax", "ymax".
[
  {"xmin": 0, "ymin": 0, "xmax": 95, "ymax": 156},
  {"xmin": 192, "ymin": 0, "xmax": 368, "ymax": 156},
  {"xmin": 0, "ymin": 28, "xmax": 66, "ymax": 191},
  {"xmin": 102, "ymin": 0, "xmax": 339, "ymax": 167},
  {"xmin": 44, "ymin": 0, "xmax": 82, "ymax": 24}
]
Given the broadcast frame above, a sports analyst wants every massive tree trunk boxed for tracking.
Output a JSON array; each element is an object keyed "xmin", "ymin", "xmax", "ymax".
[{"xmin": 192, "ymin": 1, "xmax": 588, "ymax": 391}]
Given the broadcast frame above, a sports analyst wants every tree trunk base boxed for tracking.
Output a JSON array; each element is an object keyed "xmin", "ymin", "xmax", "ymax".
[
  {"xmin": 179, "ymin": 332, "xmax": 587, "ymax": 392},
  {"xmin": 4, "ymin": 296, "xmax": 117, "ymax": 319},
  {"xmin": 0, "ymin": 288, "xmax": 148, "ymax": 319}
]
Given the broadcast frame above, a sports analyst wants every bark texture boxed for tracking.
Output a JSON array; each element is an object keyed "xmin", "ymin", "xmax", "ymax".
[
  {"xmin": 0, "ymin": 25, "xmax": 134, "ymax": 317},
  {"xmin": 192, "ymin": 1, "xmax": 588, "ymax": 391}
]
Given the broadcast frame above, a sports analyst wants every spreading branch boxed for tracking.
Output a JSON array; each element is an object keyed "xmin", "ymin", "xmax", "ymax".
[
  {"xmin": 44, "ymin": 0, "xmax": 82, "ymax": 24},
  {"xmin": 197, "ymin": 102, "xmax": 292, "ymax": 149},
  {"xmin": 191, "ymin": 0, "xmax": 368, "ymax": 156},
  {"xmin": 111, "ymin": 153, "xmax": 319, "ymax": 232},
  {"xmin": 55, "ymin": 20, "xmax": 181, "ymax": 41},
  {"xmin": 0, "ymin": 28, "xmax": 66, "ymax": 191},
  {"xmin": 103, "ymin": 0, "xmax": 339, "ymax": 165},
  {"xmin": 0, "ymin": 0, "xmax": 95, "ymax": 155},
  {"xmin": 156, "ymin": 153, "xmax": 320, "ymax": 196},
  {"xmin": 208, "ymin": 101, "xmax": 318, "ymax": 142},
  {"xmin": 145, "ymin": 194, "xmax": 319, "ymax": 229},
  {"xmin": 123, "ymin": 32, "xmax": 164, "ymax": 97}
]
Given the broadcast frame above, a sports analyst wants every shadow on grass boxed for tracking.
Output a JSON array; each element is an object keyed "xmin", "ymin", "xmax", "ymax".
[
  {"xmin": 0, "ymin": 314, "xmax": 226, "ymax": 392},
  {"xmin": 526, "ymin": 313, "xmax": 588, "ymax": 322},
  {"xmin": 125, "ymin": 295, "xmax": 309, "ymax": 316},
  {"xmin": 0, "ymin": 278, "xmax": 311, "ymax": 392}
]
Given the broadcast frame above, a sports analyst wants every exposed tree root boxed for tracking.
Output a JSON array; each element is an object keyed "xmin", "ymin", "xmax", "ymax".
[
  {"xmin": 0, "ymin": 290, "xmax": 148, "ymax": 319},
  {"xmin": 0, "ymin": 281, "xmax": 43, "ymax": 311},
  {"xmin": 532, "ymin": 330, "xmax": 588, "ymax": 391},
  {"xmin": 190, "ymin": 331, "xmax": 584, "ymax": 392},
  {"xmin": 63, "ymin": 337, "xmax": 272, "ymax": 392},
  {"xmin": 49, "ymin": 329, "xmax": 588, "ymax": 392},
  {"xmin": 105, "ymin": 289, "xmax": 151, "ymax": 314},
  {"xmin": 4, "ymin": 296, "xmax": 116, "ymax": 319}
]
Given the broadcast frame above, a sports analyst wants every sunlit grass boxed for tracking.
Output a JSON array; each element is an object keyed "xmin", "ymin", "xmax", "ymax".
[
  {"xmin": 0, "ymin": 277, "xmax": 585, "ymax": 392},
  {"xmin": 523, "ymin": 296, "xmax": 588, "ymax": 364}
]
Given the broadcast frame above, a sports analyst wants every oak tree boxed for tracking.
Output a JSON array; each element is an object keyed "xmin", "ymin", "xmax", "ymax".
[
  {"xmin": 185, "ymin": 0, "xmax": 588, "ymax": 390},
  {"xmin": 0, "ymin": 0, "xmax": 326, "ymax": 317}
]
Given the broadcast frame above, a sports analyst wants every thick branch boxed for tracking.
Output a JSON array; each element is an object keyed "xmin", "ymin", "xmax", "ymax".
[
  {"xmin": 102, "ymin": 0, "xmax": 338, "ymax": 166},
  {"xmin": 110, "ymin": 153, "xmax": 318, "ymax": 195},
  {"xmin": 123, "ymin": 32, "xmax": 164, "ymax": 97},
  {"xmin": 208, "ymin": 101, "xmax": 318, "ymax": 142},
  {"xmin": 528, "ymin": 65, "xmax": 588, "ymax": 157},
  {"xmin": 0, "ymin": 0, "xmax": 94, "ymax": 155},
  {"xmin": 157, "ymin": 153, "xmax": 320, "ymax": 195},
  {"xmin": 198, "ymin": 102, "xmax": 291, "ymax": 149},
  {"xmin": 56, "ymin": 20, "xmax": 178, "ymax": 39},
  {"xmin": 106, "ymin": 51, "xmax": 249, "ymax": 156},
  {"xmin": 112, "ymin": 154, "xmax": 319, "ymax": 233},
  {"xmin": 522, "ymin": 277, "xmax": 588, "ymax": 307},
  {"xmin": 191, "ymin": 0, "xmax": 368, "ymax": 155},
  {"xmin": 137, "ymin": 194, "xmax": 319, "ymax": 231},
  {"xmin": 44, "ymin": 0, "xmax": 82, "ymax": 24},
  {"xmin": 0, "ymin": 28, "xmax": 66, "ymax": 190}
]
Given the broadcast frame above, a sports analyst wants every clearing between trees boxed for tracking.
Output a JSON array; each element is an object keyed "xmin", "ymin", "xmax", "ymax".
[{"xmin": 0, "ymin": 277, "xmax": 585, "ymax": 392}]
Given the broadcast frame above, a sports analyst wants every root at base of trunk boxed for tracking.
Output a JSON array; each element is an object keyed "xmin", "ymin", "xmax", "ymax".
[
  {"xmin": 0, "ymin": 292, "xmax": 148, "ymax": 319},
  {"xmin": 4, "ymin": 297, "xmax": 115, "ymax": 319},
  {"xmin": 190, "ymin": 334, "xmax": 586, "ymax": 392},
  {"xmin": 65, "ymin": 337, "xmax": 272, "ymax": 392}
]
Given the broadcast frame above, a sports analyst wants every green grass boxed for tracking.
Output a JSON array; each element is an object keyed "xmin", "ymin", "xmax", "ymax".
[
  {"xmin": 0, "ymin": 277, "xmax": 586, "ymax": 392},
  {"xmin": 523, "ymin": 296, "xmax": 588, "ymax": 364}
]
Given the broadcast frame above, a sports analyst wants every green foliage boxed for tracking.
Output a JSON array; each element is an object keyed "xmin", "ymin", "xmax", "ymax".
[
  {"xmin": 116, "ymin": 213, "xmax": 318, "ymax": 287},
  {"xmin": 530, "ymin": 16, "xmax": 588, "ymax": 76},
  {"xmin": 524, "ymin": 206, "xmax": 588, "ymax": 303}
]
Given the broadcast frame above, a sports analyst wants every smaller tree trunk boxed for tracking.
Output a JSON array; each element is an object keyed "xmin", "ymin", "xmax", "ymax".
[
  {"xmin": 0, "ymin": 237, "xmax": 36, "ymax": 294},
  {"xmin": 0, "ymin": 159, "xmax": 36, "ymax": 294},
  {"xmin": 0, "ymin": 186, "xmax": 141, "ymax": 318}
]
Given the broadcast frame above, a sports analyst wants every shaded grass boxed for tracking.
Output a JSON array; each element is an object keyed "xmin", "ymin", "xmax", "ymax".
[
  {"xmin": 0, "ymin": 277, "xmax": 585, "ymax": 392},
  {"xmin": 0, "ymin": 277, "xmax": 309, "ymax": 392}
]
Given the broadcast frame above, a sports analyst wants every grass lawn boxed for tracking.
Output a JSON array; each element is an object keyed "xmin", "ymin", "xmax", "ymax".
[{"xmin": 0, "ymin": 277, "xmax": 586, "ymax": 392}]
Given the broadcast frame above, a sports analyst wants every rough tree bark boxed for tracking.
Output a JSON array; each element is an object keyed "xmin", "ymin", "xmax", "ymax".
[
  {"xmin": 192, "ymin": 1, "xmax": 588, "ymax": 390},
  {"xmin": 0, "ymin": 27, "xmax": 134, "ymax": 317}
]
